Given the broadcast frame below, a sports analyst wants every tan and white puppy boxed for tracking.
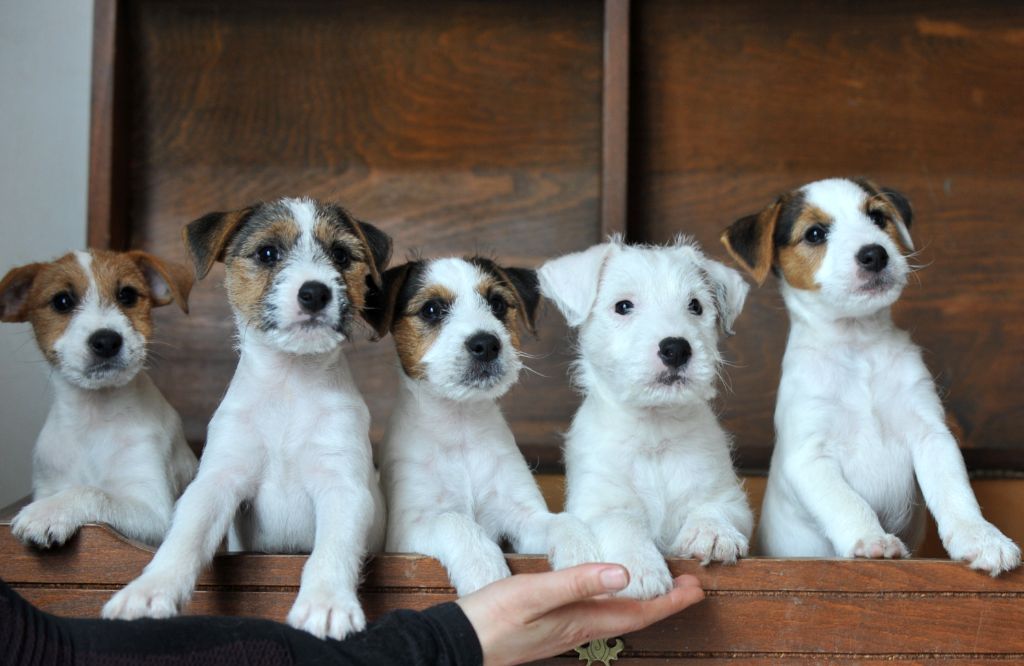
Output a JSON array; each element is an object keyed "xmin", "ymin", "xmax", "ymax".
[
  {"xmin": 539, "ymin": 237, "xmax": 753, "ymax": 599},
  {"xmin": 103, "ymin": 198, "xmax": 390, "ymax": 638},
  {"xmin": 0, "ymin": 250, "xmax": 197, "ymax": 547},
  {"xmin": 366, "ymin": 256, "xmax": 599, "ymax": 595},
  {"xmin": 723, "ymin": 177, "xmax": 1020, "ymax": 575}
]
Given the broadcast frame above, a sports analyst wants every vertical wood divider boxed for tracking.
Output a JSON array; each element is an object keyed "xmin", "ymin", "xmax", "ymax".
[
  {"xmin": 601, "ymin": 0, "xmax": 630, "ymax": 238},
  {"xmin": 87, "ymin": 0, "xmax": 129, "ymax": 250}
]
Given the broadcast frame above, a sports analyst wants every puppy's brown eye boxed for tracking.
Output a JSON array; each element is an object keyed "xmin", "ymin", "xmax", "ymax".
[
  {"xmin": 420, "ymin": 299, "xmax": 446, "ymax": 324},
  {"xmin": 804, "ymin": 225, "xmax": 827, "ymax": 245},
  {"xmin": 615, "ymin": 300, "xmax": 634, "ymax": 315},
  {"xmin": 331, "ymin": 245, "xmax": 351, "ymax": 269},
  {"xmin": 868, "ymin": 210, "xmax": 887, "ymax": 229},
  {"xmin": 488, "ymin": 294, "xmax": 508, "ymax": 318},
  {"xmin": 51, "ymin": 291, "xmax": 76, "ymax": 314},
  {"xmin": 117, "ymin": 286, "xmax": 139, "ymax": 308},
  {"xmin": 688, "ymin": 298, "xmax": 702, "ymax": 316},
  {"xmin": 255, "ymin": 245, "xmax": 280, "ymax": 265}
]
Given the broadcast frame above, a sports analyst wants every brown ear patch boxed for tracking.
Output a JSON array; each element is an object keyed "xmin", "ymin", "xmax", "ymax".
[
  {"xmin": 392, "ymin": 284, "xmax": 455, "ymax": 379},
  {"xmin": 18, "ymin": 253, "xmax": 91, "ymax": 363},
  {"xmin": 775, "ymin": 204, "xmax": 830, "ymax": 291}
]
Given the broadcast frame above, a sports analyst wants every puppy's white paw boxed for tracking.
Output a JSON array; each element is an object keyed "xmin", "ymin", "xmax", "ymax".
[
  {"xmin": 672, "ymin": 520, "xmax": 749, "ymax": 565},
  {"xmin": 287, "ymin": 588, "xmax": 366, "ymax": 640},
  {"xmin": 11, "ymin": 499, "xmax": 83, "ymax": 548},
  {"xmin": 448, "ymin": 552, "xmax": 511, "ymax": 596},
  {"xmin": 547, "ymin": 517, "xmax": 601, "ymax": 570},
  {"xmin": 943, "ymin": 521, "xmax": 1022, "ymax": 577},
  {"xmin": 102, "ymin": 573, "xmax": 184, "ymax": 620},
  {"xmin": 617, "ymin": 552, "xmax": 673, "ymax": 600},
  {"xmin": 848, "ymin": 532, "xmax": 909, "ymax": 559}
]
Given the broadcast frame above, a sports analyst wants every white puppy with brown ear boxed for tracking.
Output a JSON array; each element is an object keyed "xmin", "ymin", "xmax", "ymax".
[
  {"xmin": 103, "ymin": 198, "xmax": 390, "ymax": 639},
  {"xmin": 366, "ymin": 256, "xmax": 599, "ymax": 595},
  {"xmin": 539, "ymin": 237, "xmax": 753, "ymax": 600},
  {"xmin": 722, "ymin": 177, "xmax": 1020, "ymax": 576},
  {"xmin": 1, "ymin": 250, "xmax": 197, "ymax": 548}
]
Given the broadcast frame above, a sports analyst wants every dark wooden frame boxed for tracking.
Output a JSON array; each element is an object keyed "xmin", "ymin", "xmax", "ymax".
[{"xmin": 4, "ymin": 523, "xmax": 1023, "ymax": 663}]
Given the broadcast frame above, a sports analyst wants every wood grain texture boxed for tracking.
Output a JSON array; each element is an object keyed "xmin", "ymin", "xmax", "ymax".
[
  {"xmin": 3, "ymin": 523, "xmax": 1023, "ymax": 661},
  {"xmin": 630, "ymin": 0, "xmax": 1024, "ymax": 470},
  {"xmin": 102, "ymin": 0, "xmax": 605, "ymax": 451}
]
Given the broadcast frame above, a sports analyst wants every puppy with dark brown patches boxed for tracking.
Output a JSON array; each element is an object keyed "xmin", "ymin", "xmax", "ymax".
[
  {"xmin": 366, "ymin": 256, "xmax": 599, "ymax": 595},
  {"xmin": 723, "ymin": 177, "xmax": 1020, "ymax": 575},
  {"xmin": 103, "ymin": 198, "xmax": 390, "ymax": 639},
  {"xmin": 0, "ymin": 250, "xmax": 197, "ymax": 548}
]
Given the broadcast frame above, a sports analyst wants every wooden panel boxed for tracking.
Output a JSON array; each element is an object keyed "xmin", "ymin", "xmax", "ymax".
[
  {"xmin": 94, "ymin": 0, "xmax": 607, "ymax": 452},
  {"xmin": 630, "ymin": 0, "xmax": 1024, "ymax": 470},
  {"xmin": 3, "ymin": 524, "xmax": 1023, "ymax": 661}
]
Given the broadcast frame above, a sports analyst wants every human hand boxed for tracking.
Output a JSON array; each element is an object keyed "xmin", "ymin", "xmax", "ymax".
[{"xmin": 455, "ymin": 563, "xmax": 704, "ymax": 666}]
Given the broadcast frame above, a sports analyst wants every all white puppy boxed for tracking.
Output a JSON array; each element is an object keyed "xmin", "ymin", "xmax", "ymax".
[
  {"xmin": 103, "ymin": 198, "xmax": 390, "ymax": 638},
  {"xmin": 722, "ymin": 177, "xmax": 1020, "ymax": 575},
  {"xmin": 539, "ymin": 237, "xmax": 753, "ymax": 599},
  {"xmin": 366, "ymin": 256, "xmax": 599, "ymax": 595},
  {"xmin": 1, "ymin": 249, "xmax": 197, "ymax": 547}
]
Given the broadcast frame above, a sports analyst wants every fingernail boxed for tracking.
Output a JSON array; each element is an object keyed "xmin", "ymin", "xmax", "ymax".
[{"xmin": 599, "ymin": 566, "xmax": 629, "ymax": 590}]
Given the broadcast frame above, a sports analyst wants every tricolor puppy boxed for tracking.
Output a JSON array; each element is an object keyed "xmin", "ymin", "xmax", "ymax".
[
  {"xmin": 1, "ymin": 250, "xmax": 196, "ymax": 547},
  {"xmin": 539, "ymin": 237, "xmax": 754, "ymax": 599},
  {"xmin": 103, "ymin": 198, "xmax": 390, "ymax": 638},
  {"xmin": 366, "ymin": 256, "xmax": 599, "ymax": 595},
  {"xmin": 723, "ymin": 177, "xmax": 1020, "ymax": 575}
]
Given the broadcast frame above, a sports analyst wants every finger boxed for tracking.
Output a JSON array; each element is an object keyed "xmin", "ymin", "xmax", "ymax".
[
  {"xmin": 572, "ymin": 578, "xmax": 706, "ymax": 641},
  {"xmin": 514, "ymin": 564, "xmax": 631, "ymax": 622}
]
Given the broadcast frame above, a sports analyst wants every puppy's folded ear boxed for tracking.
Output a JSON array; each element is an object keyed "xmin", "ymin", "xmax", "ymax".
[
  {"xmin": 703, "ymin": 258, "xmax": 750, "ymax": 336},
  {"xmin": 881, "ymin": 187, "xmax": 914, "ymax": 250},
  {"xmin": 495, "ymin": 266, "xmax": 541, "ymax": 336},
  {"xmin": 126, "ymin": 251, "xmax": 193, "ymax": 314},
  {"xmin": 363, "ymin": 262, "xmax": 413, "ymax": 340},
  {"xmin": 0, "ymin": 262, "xmax": 44, "ymax": 322},
  {"xmin": 721, "ymin": 200, "xmax": 782, "ymax": 286},
  {"xmin": 538, "ymin": 241, "xmax": 618, "ymax": 327},
  {"xmin": 182, "ymin": 207, "xmax": 255, "ymax": 280},
  {"xmin": 347, "ymin": 217, "xmax": 392, "ymax": 290}
]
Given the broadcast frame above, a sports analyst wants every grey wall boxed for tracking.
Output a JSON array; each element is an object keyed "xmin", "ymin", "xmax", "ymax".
[{"xmin": 0, "ymin": 1, "xmax": 93, "ymax": 507}]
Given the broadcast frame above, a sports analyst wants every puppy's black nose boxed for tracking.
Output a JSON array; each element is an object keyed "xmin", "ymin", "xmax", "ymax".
[
  {"xmin": 297, "ymin": 281, "xmax": 331, "ymax": 313},
  {"xmin": 658, "ymin": 337, "xmax": 691, "ymax": 369},
  {"xmin": 856, "ymin": 244, "xmax": 889, "ymax": 273},
  {"xmin": 89, "ymin": 329, "xmax": 123, "ymax": 359},
  {"xmin": 466, "ymin": 332, "xmax": 501, "ymax": 363}
]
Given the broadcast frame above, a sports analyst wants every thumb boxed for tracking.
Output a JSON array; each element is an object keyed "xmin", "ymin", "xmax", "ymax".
[{"xmin": 516, "ymin": 564, "xmax": 630, "ymax": 622}]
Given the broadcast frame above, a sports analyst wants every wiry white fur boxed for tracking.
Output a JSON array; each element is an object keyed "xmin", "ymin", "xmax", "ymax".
[
  {"xmin": 12, "ymin": 251, "xmax": 197, "ymax": 548},
  {"xmin": 759, "ymin": 178, "xmax": 1021, "ymax": 576},
  {"xmin": 103, "ymin": 209, "xmax": 387, "ymax": 639},
  {"xmin": 540, "ymin": 238, "xmax": 753, "ymax": 599},
  {"xmin": 381, "ymin": 258, "xmax": 599, "ymax": 595}
]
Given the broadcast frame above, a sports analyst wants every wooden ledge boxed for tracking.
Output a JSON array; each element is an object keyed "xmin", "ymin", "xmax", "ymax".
[{"xmin": 2, "ymin": 523, "xmax": 1023, "ymax": 662}]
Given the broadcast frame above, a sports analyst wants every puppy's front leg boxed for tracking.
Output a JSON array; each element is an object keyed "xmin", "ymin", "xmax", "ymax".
[
  {"xmin": 908, "ymin": 416, "xmax": 1020, "ymax": 575},
  {"xmin": 12, "ymin": 484, "xmax": 171, "ymax": 549},
  {"xmin": 102, "ymin": 457, "xmax": 255, "ymax": 620},
  {"xmin": 589, "ymin": 510, "xmax": 672, "ymax": 600},
  {"xmin": 288, "ymin": 482, "xmax": 376, "ymax": 640},
  {"xmin": 394, "ymin": 511, "xmax": 511, "ymax": 596},
  {"xmin": 784, "ymin": 451, "xmax": 908, "ymax": 558}
]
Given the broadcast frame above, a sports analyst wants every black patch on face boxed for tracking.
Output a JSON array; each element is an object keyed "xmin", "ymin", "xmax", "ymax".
[
  {"xmin": 467, "ymin": 256, "xmax": 541, "ymax": 333},
  {"xmin": 853, "ymin": 178, "xmax": 913, "ymax": 230},
  {"xmin": 771, "ymin": 190, "xmax": 808, "ymax": 248},
  {"xmin": 327, "ymin": 204, "xmax": 392, "ymax": 288}
]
